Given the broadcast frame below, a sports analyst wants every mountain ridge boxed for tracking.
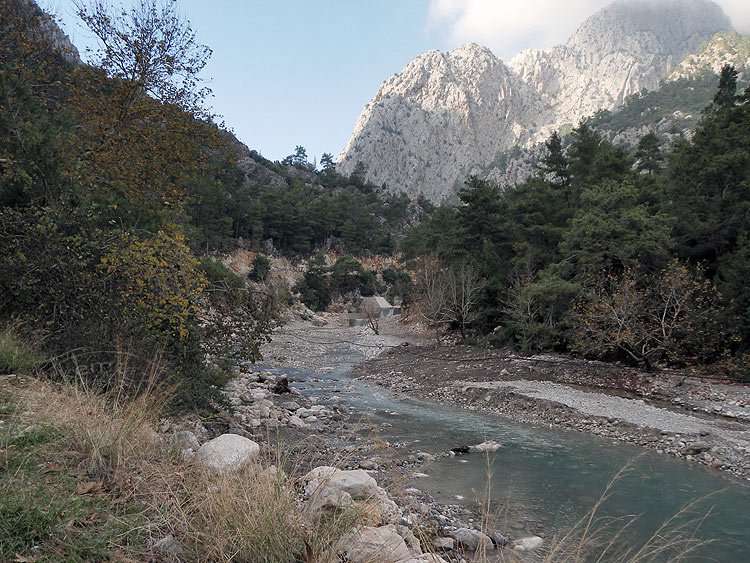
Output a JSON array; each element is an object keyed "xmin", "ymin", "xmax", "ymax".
[{"xmin": 337, "ymin": 0, "xmax": 735, "ymax": 203}]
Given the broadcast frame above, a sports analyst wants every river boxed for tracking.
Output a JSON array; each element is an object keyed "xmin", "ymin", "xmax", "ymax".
[{"xmin": 258, "ymin": 345, "xmax": 750, "ymax": 561}]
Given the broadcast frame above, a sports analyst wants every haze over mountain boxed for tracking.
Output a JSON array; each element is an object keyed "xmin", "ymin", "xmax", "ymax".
[{"xmin": 337, "ymin": 0, "xmax": 737, "ymax": 203}]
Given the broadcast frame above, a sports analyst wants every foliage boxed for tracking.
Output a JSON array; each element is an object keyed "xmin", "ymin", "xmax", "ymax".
[
  {"xmin": 75, "ymin": 0, "xmax": 212, "ymax": 113},
  {"xmin": 399, "ymin": 68, "xmax": 750, "ymax": 370},
  {"xmin": 571, "ymin": 261, "xmax": 733, "ymax": 368},
  {"xmin": 411, "ymin": 257, "xmax": 486, "ymax": 339},
  {"xmin": 0, "ymin": 1, "xmax": 275, "ymax": 406},
  {"xmin": 250, "ymin": 254, "xmax": 272, "ymax": 282},
  {"xmin": 293, "ymin": 254, "xmax": 330, "ymax": 312},
  {"xmin": 101, "ymin": 229, "xmax": 206, "ymax": 340}
]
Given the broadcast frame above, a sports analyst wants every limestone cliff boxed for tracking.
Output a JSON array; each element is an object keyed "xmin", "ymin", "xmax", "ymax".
[{"xmin": 338, "ymin": 0, "xmax": 731, "ymax": 203}]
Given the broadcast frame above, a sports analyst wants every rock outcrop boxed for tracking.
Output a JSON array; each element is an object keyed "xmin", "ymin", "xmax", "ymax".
[
  {"xmin": 667, "ymin": 31, "xmax": 750, "ymax": 81},
  {"xmin": 337, "ymin": 0, "xmax": 731, "ymax": 203}
]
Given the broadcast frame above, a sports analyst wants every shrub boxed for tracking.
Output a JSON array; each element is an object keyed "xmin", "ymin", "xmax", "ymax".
[{"xmin": 250, "ymin": 255, "xmax": 271, "ymax": 282}]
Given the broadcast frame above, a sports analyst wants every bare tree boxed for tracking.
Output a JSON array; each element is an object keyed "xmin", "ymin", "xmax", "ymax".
[
  {"xmin": 442, "ymin": 263, "xmax": 485, "ymax": 339},
  {"xmin": 412, "ymin": 257, "xmax": 484, "ymax": 341}
]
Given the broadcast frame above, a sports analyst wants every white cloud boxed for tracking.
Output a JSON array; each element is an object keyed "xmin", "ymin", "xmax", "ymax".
[{"xmin": 427, "ymin": 0, "xmax": 750, "ymax": 61}]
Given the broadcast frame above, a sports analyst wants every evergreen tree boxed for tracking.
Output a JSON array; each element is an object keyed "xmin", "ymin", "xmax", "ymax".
[
  {"xmin": 541, "ymin": 131, "xmax": 570, "ymax": 188},
  {"xmin": 635, "ymin": 132, "xmax": 663, "ymax": 175}
]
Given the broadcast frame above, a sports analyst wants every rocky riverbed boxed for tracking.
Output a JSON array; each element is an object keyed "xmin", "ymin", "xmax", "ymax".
[
  {"xmin": 196, "ymin": 316, "xmax": 750, "ymax": 561},
  {"xmin": 353, "ymin": 343, "xmax": 750, "ymax": 480}
]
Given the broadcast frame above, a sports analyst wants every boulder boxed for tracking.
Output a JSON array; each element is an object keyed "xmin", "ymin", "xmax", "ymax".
[
  {"xmin": 338, "ymin": 525, "xmax": 414, "ymax": 562},
  {"xmin": 513, "ymin": 535, "xmax": 544, "ymax": 552},
  {"xmin": 288, "ymin": 415, "xmax": 308, "ymax": 429},
  {"xmin": 489, "ymin": 531, "xmax": 509, "ymax": 547},
  {"xmin": 169, "ymin": 430, "xmax": 200, "ymax": 452},
  {"xmin": 403, "ymin": 556, "xmax": 449, "ymax": 563},
  {"xmin": 195, "ymin": 434, "xmax": 259, "ymax": 472},
  {"xmin": 303, "ymin": 466, "xmax": 379, "ymax": 500},
  {"xmin": 469, "ymin": 440, "xmax": 503, "ymax": 453},
  {"xmin": 450, "ymin": 527, "xmax": 494, "ymax": 551},
  {"xmin": 433, "ymin": 537, "xmax": 454, "ymax": 551},
  {"xmin": 308, "ymin": 487, "xmax": 355, "ymax": 513},
  {"xmin": 272, "ymin": 376, "xmax": 291, "ymax": 394}
]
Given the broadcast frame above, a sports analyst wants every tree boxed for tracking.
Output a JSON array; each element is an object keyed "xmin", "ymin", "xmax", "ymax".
[
  {"xmin": 561, "ymin": 179, "xmax": 673, "ymax": 276},
  {"xmin": 293, "ymin": 253, "xmax": 330, "ymax": 312},
  {"xmin": 75, "ymin": 0, "xmax": 212, "ymax": 114},
  {"xmin": 320, "ymin": 152, "xmax": 335, "ymax": 172},
  {"xmin": 441, "ymin": 263, "xmax": 485, "ymax": 339},
  {"xmin": 71, "ymin": 0, "xmax": 224, "ymax": 220},
  {"xmin": 289, "ymin": 145, "xmax": 308, "ymax": 167},
  {"xmin": 711, "ymin": 64, "xmax": 739, "ymax": 111},
  {"xmin": 571, "ymin": 261, "xmax": 732, "ymax": 369},
  {"xmin": 635, "ymin": 132, "xmax": 663, "ymax": 175},
  {"xmin": 541, "ymin": 131, "xmax": 570, "ymax": 188},
  {"xmin": 411, "ymin": 257, "xmax": 484, "ymax": 340}
]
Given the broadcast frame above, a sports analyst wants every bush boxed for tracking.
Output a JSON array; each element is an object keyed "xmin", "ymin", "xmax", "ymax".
[{"xmin": 250, "ymin": 255, "xmax": 271, "ymax": 282}]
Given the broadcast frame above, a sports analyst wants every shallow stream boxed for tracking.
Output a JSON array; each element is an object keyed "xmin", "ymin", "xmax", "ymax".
[{"xmin": 260, "ymin": 349, "xmax": 750, "ymax": 561}]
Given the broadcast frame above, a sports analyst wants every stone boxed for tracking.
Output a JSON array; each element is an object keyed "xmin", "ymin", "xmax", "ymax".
[
  {"xmin": 308, "ymin": 486, "xmax": 355, "ymax": 513},
  {"xmin": 338, "ymin": 525, "xmax": 414, "ymax": 563},
  {"xmin": 469, "ymin": 440, "xmax": 502, "ymax": 453},
  {"xmin": 153, "ymin": 535, "xmax": 187, "ymax": 557},
  {"xmin": 303, "ymin": 467, "xmax": 379, "ymax": 500},
  {"xmin": 450, "ymin": 528, "xmax": 494, "ymax": 551},
  {"xmin": 272, "ymin": 376, "xmax": 291, "ymax": 394},
  {"xmin": 403, "ymin": 556, "xmax": 448, "ymax": 563},
  {"xmin": 489, "ymin": 532, "xmax": 509, "ymax": 547},
  {"xmin": 169, "ymin": 430, "xmax": 199, "ymax": 452},
  {"xmin": 433, "ymin": 537, "xmax": 454, "ymax": 551},
  {"xmin": 195, "ymin": 434, "xmax": 260, "ymax": 473},
  {"xmin": 288, "ymin": 415, "xmax": 308, "ymax": 429},
  {"xmin": 513, "ymin": 535, "xmax": 544, "ymax": 552},
  {"xmin": 311, "ymin": 316, "xmax": 328, "ymax": 327}
]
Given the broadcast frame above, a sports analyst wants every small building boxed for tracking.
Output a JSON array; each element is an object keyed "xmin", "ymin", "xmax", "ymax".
[{"xmin": 359, "ymin": 296, "xmax": 395, "ymax": 318}]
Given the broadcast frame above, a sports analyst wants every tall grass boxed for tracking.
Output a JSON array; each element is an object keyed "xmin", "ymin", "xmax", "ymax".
[
  {"xmin": 463, "ymin": 453, "xmax": 715, "ymax": 563},
  {"xmin": 0, "ymin": 325, "xmax": 46, "ymax": 374}
]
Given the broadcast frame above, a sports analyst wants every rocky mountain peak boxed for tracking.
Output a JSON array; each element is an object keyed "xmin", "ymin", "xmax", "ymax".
[{"xmin": 338, "ymin": 0, "xmax": 733, "ymax": 204}]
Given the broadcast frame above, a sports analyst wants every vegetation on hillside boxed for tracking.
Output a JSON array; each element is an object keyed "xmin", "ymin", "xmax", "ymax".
[
  {"xmin": 0, "ymin": 0, "xmax": 276, "ymax": 406},
  {"xmin": 401, "ymin": 65, "xmax": 750, "ymax": 376},
  {"xmin": 0, "ymin": 0, "xmax": 423, "ymax": 405}
]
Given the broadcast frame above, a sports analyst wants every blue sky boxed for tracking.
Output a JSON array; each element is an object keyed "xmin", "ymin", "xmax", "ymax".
[{"xmin": 39, "ymin": 0, "xmax": 748, "ymax": 164}]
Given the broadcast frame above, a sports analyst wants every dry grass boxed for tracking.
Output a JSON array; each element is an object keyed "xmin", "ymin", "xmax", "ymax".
[
  {"xmin": 459, "ymin": 453, "xmax": 715, "ymax": 563},
  {"xmin": 1, "ymin": 356, "xmax": 369, "ymax": 562},
  {"xmin": 1, "ymin": 349, "xmax": 719, "ymax": 563}
]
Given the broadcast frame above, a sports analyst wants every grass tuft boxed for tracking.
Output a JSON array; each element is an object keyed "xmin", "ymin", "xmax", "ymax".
[{"xmin": 0, "ymin": 326, "xmax": 46, "ymax": 374}]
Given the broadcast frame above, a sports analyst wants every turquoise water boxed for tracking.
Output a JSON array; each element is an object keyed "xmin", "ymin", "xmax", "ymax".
[{"xmin": 260, "ymin": 359, "xmax": 750, "ymax": 561}]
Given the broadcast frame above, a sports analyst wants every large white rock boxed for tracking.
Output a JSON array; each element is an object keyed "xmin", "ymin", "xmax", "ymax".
[
  {"xmin": 513, "ymin": 535, "xmax": 544, "ymax": 552},
  {"xmin": 303, "ymin": 466, "xmax": 379, "ymax": 500},
  {"xmin": 338, "ymin": 525, "xmax": 414, "ymax": 563},
  {"xmin": 469, "ymin": 440, "xmax": 502, "ymax": 453},
  {"xmin": 403, "ymin": 556, "xmax": 449, "ymax": 563},
  {"xmin": 195, "ymin": 434, "xmax": 259, "ymax": 472}
]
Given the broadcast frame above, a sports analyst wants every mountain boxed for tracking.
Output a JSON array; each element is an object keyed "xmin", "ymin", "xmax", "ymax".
[
  {"xmin": 337, "ymin": 0, "xmax": 732, "ymax": 203},
  {"xmin": 667, "ymin": 31, "xmax": 750, "ymax": 80},
  {"xmin": 337, "ymin": 44, "xmax": 546, "ymax": 203}
]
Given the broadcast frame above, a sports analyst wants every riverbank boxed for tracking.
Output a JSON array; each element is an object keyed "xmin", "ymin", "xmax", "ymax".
[
  {"xmin": 259, "ymin": 316, "xmax": 750, "ymax": 480},
  {"xmin": 352, "ymin": 339, "xmax": 750, "ymax": 481}
]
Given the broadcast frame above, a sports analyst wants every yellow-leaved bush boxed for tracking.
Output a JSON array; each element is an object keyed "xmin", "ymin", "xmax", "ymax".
[{"xmin": 100, "ymin": 229, "xmax": 206, "ymax": 340}]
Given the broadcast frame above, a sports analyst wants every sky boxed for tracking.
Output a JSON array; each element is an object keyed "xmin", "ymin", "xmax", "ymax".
[{"xmin": 38, "ymin": 0, "xmax": 749, "ymax": 165}]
